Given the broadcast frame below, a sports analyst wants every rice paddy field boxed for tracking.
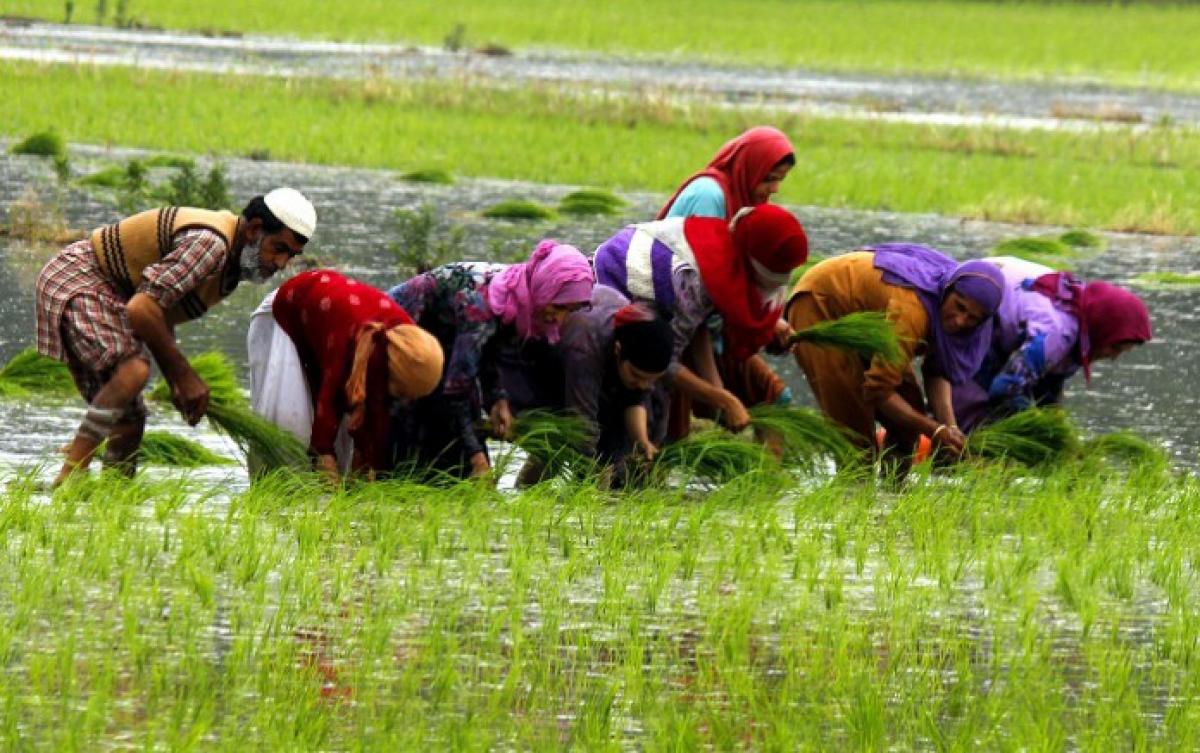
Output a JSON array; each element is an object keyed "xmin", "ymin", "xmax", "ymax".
[{"xmin": 4, "ymin": 1, "xmax": 1200, "ymax": 748}]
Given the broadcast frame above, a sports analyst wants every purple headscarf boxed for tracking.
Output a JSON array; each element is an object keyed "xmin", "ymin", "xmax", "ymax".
[
  {"xmin": 871, "ymin": 243, "xmax": 1005, "ymax": 384},
  {"xmin": 487, "ymin": 239, "xmax": 594, "ymax": 343}
]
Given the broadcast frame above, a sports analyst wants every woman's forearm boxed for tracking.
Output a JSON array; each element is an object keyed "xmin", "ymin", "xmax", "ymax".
[{"xmin": 925, "ymin": 376, "xmax": 958, "ymax": 428}]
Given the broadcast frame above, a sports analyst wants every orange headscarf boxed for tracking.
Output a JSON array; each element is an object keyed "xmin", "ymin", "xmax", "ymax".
[{"xmin": 346, "ymin": 322, "xmax": 444, "ymax": 431}]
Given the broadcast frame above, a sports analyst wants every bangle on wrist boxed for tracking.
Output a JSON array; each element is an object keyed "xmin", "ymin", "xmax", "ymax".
[{"xmin": 931, "ymin": 423, "xmax": 947, "ymax": 440}]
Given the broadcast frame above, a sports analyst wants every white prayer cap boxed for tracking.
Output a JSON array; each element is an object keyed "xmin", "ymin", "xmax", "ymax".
[{"xmin": 264, "ymin": 187, "xmax": 317, "ymax": 239}]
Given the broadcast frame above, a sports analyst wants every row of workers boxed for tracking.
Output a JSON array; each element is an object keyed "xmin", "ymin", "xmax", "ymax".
[{"xmin": 33, "ymin": 127, "xmax": 1152, "ymax": 485}]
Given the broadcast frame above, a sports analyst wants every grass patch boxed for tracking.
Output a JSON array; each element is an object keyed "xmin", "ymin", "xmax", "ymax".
[
  {"xmin": 7, "ymin": 61, "xmax": 1200, "ymax": 233},
  {"xmin": 11, "ymin": 0, "xmax": 1200, "ymax": 88},
  {"xmin": 557, "ymin": 189, "xmax": 625, "ymax": 216},
  {"xmin": 99, "ymin": 430, "xmax": 236, "ymax": 467},
  {"xmin": 481, "ymin": 199, "xmax": 556, "ymax": 221},
  {"xmin": 10, "ymin": 128, "xmax": 65, "ymax": 158},
  {"xmin": 400, "ymin": 167, "xmax": 455, "ymax": 184}
]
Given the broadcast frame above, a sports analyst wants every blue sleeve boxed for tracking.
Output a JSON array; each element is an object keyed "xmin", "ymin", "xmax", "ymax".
[
  {"xmin": 987, "ymin": 333, "xmax": 1049, "ymax": 410},
  {"xmin": 664, "ymin": 177, "xmax": 727, "ymax": 219}
]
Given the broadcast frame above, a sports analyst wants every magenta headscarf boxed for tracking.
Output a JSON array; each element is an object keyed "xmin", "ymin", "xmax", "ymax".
[
  {"xmin": 1030, "ymin": 273, "xmax": 1152, "ymax": 383},
  {"xmin": 486, "ymin": 239, "xmax": 594, "ymax": 343}
]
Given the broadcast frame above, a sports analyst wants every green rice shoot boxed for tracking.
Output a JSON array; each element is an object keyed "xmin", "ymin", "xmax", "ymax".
[
  {"xmin": 481, "ymin": 199, "xmax": 557, "ymax": 221},
  {"xmin": 788, "ymin": 311, "xmax": 904, "ymax": 364},
  {"xmin": 0, "ymin": 348, "xmax": 76, "ymax": 397},
  {"xmin": 1081, "ymin": 430, "xmax": 1168, "ymax": 473},
  {"xmin": 748, "ymin": 403, "xmax": 862, "ymax": 471},
  {"xmin": 141, "ymin": 154, "xmax": 196, "ymax": 169},
  {"xmin": 77, "ymin": 165, "xmax": 129, "ymax": 188},
  {"xmin": 506, "ymin": 409, "xmax": 595, "ymax": 477},
  {"xmin": 1058, "ymin": 229, "xmax": 1106, "ymax": 250}
]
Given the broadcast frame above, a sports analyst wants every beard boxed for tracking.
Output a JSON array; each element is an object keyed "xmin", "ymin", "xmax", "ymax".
[{"xmin": 239, "ymin": 239, "xmax": 273, "ymax": 284}]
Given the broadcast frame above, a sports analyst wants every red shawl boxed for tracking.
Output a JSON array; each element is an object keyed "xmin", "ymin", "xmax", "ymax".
[
  {"xmin": 657, "ymin": 126, "xmax": 795, "ymax": 221},
  {"xmin": 273, "ymin": 269, "xmax": 413, "ymax": 471}
]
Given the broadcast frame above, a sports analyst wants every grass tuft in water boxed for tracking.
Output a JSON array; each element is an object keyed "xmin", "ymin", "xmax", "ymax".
[
  {"xmin": 77, "ymin": 165, "xmax": 129, "ymax": 188},
  {"xmin": 0, "ymin": 348, "xmax": 76, "ymax": 398},
  {"xmin": 748, "ymin": 403, "xmax": 862, "ymax": 471},
  {"xmin": 966, "ymin": 408, "xmax": 1078, "ymax": 467},
  {"xmin": 481, "ymin": 199, "xmax": 557, "ymax": 221},
  {"xmin": 400, "ymin": 167, "xmax": 455, "ymax": 184},
  {"xmin": 557, "ymin": 189, "xmax": 625, "ymax": 216},
  {"xmin": 788, "ymin": 311, "xmax": 904, "ymax": 364},
  {"xmin": 1058, "ymin": 229, "xmax": 1106, "ymax": 250},
  {"xmin": 141, "ymin": 153, "xmax": 196, "ymax": 169},
  {"xmin": 1081, "ymin": 430, "xmax": 1168, "ymax": 473},
  {"xmin": 11, "ymin": 129, "xmax": 65, "ymax": 158}
]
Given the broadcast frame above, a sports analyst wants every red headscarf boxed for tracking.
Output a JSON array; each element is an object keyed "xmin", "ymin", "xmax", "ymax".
[
  {"xmin": 682, "ymin": 205, "xmax": 808, "ymax": 360},
  {"xmin": 657, "ymin": 126, "xmax": 795, "ymax": 221}
]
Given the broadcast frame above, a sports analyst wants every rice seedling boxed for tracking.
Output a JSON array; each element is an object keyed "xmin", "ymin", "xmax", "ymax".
[
  {"xmin": 400, "ymin": 167, "xmax": 455, "ymax": 184},
  {"xmin": 141, "ymin": 153, "xmax": 195, "ymax": 169},
  {"xmin": 990, "ymin": 236, "xmax": 1075, "ymax": 267},
  {"xmin": 0, "ymin": 347, "xmax": 76, "ymax": 398},
  {"xmin": 481, "ymin": 199, "xmax": 557, "ymax": 221},
  {"xmin": 787, "ymin": 311, "xmax": 904, "ymax": 365},
  {"xmin": 652, "ymin": 429, "xmax": 776, "ymax": 485},
  {"xmin": 1131, "ymin": 271, "xmax": 1200, "ymax": 287},
  {"xmin": 557, "ymin": 188, "xmax": 625, "ymax": 216},
  {"xmin": 10, "ymin": 129, "xmax": 65, "ymax": 158},
  {"xmin": 747, "ymin": 403, "xmax": 862, "ymax": 471},
  {"xmin": 99, "ymin": 430, "xmax": 235, "ymax": 466},
  {"xmin": 965, "ymin": 408, "xmax": 1079, "ymax": 467}
]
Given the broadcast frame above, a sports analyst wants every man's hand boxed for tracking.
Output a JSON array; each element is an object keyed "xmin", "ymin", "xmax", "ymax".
[
  {"xmin": 170, "ymin": 367, "xmax": 210, "ymax": 426},
  {"xmin": 489, "ymin": 399, "xmax": 514, "ymax": 439}
]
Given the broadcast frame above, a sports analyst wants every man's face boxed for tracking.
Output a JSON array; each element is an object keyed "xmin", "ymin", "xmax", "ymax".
[{"xmin": 247, "ymin": 220, "xmax": 306, "ymax": 281}]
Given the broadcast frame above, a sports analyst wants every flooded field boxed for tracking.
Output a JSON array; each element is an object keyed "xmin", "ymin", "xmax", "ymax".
[
  {"xmin": 5, "ymin": 19, "xmax": 1200, "ymax": 132},
  {"xmin": 2, "ymin": 142, "xmax": 1199, "ymax": 749}
]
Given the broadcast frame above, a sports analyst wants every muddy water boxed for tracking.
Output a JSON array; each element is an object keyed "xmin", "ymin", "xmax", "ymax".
[
  {"xmin": 5, "ymin": 19, "xmax": 1200, "ymax": 132},
  {"xmin": 1, "ymin": 145, "xmax": 1197, "ymax": 475}
]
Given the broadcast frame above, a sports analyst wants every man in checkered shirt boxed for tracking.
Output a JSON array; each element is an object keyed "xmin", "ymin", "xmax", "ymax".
[{"xmin": 35, "ymin": 187, "xmax": 317, "ymax": 486}]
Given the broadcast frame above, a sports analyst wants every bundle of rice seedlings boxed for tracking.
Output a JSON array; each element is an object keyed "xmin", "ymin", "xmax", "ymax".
[
  {"xmin": 788, "ymin": 311, "xmax": 904, "ymax": 364},
  {"xmin": 506, "ymin": 409, "xmax": 595, "ymax": 477},
  {"xmin": 748, "ymin": 404, "xmax": 861, "ymax": 471},
  {"xmin": 206, "ymin": 401, "xmax": 309, "ymax": 471},
  {"xmin": 653, "ymin": 430, "xmax": 775, "ymax": 486},
  {"xmin": 110, "ymin": 431, "xmax": 234, "ymax": 467},
  {"xmin": 148, "ymin": 351, "xmax": 307, "ymax": 471},
  {"xmin": 1058, "ymin": 229, "xmax": 1106, "ymax": 250},
  {"xmin": 481, "ymin": 199, "xmax": 557, "ymax": 221},
  {"xmin": 400, "ymin": 168, "xmax": 455, "ymax": 184},
  {"xmin": 78, "ymin": 165, "xmax": 129, "ymax": 189},
  {"xmin": 991, "ymin": 236, "xmax": 1074, "ymax": 266},
  {"xmin": 0, "ymin": 348, "xmax": 76, "ymax": 397},
  {"xmin": 1081, "ymin": 430, "xmax": 1168, "ymax": 472},
  {"xmin": 557, "ymin": 189, "xmax": 624, "ymax": 216},
  {"xmin": 965, "ymin": 408, "xmax": 1078, "ymax": 467},
  {"xmin": 11, "ymin": 130, "xmax": 65, "ymax": 158}
]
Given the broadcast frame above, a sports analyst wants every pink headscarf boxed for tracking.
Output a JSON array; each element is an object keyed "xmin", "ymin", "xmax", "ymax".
[
  {"xmin": 486, "ymin": 239, "xmax": 594, "ymax": 343},
  {"xmin": 1031, "ymin": 274, "xmax": 1152, "ymax": 383}
]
